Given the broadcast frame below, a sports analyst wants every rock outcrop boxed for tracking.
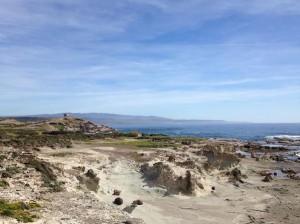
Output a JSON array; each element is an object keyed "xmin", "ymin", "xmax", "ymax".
[
  {"xmin": 140, "ymin": 162, "xmax": 203, "ymax": 195},
  {"xmin": 47, "ymin": 116, "xmax": 118, "ymax": 134},
  {"xmin": 193, "ymin": 142, "xmax": 241, "ymax": 170},
  {"xmin": 77, "ymin": 169, "xmax": 100, "ymax": 192},
  {"xmin": 262, "ymin": 173, "xmax": 273, "ymax": 182}
]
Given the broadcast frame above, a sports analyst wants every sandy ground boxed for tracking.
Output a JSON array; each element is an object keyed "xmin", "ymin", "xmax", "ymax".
[
  {"xmin": 0, "ymin": 145, "xmax": 300, "ymax": 224},
  {"xmin": 33, "ymin": 144, "xmax": 300, "ymax": 224}
]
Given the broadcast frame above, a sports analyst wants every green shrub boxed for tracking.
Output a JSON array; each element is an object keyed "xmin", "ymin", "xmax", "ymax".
[
  {"xmin": 0, "ymin": 154, "xmax": 7, "ymax": 161},
  {"xmin": 128, "ymin": 131, "xmax": 140, "ymax": 137},
  {"xmin": 0, "ymin": 199, "xmax": 40, "ymax": 223},
  {"xmin": 27, "ymin": 159, "xmax": 63, "ymax": 192},
  {"xmin": 0, "ymin": 179, "xmax": 9, "ymax": 187},
  {"xmin": 6, "ymin": 166, "xmax": 21, "ymax": 175},
  {"xmin": 28, "ymin": 202, "xmax": 41, "ymax": 209}
]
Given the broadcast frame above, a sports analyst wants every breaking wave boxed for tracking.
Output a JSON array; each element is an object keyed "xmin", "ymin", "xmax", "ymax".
[{"xmin": 265, "ymin": 135, "xmax": 300, "ymax": 142}]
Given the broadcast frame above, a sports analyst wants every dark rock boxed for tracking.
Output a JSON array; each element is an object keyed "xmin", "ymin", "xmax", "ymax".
[
  {"xmin": 168, "ymin": 155, "xmax": 176, "ymax": 162},
  {"xmin": 244, "ymin": 144, "xmax": 251, "ymax": 149},
  {"xmin": 262, "ymin": 173, "xmax": 273, "ymax": 182},
  {"xmin": 1, "ymin": 171, "xmax": 12, "ymax": 178},
  {"xmin": 123, "ymin": 221, "xmax": 133, "ymax": 224},
  {"xmin": 85, "ymin": 169, "xmax": 97, "ymax": 179},
  {"xmin": 236, "ymin": 153, "xmax": 246, "ymax": 158},
  {"xmin": 281, "ymin": 168, "xmax": 296, "ymax": 174},
  {"xmin": 113, "ymin": 189, "xmax": 121, "ymax": 196},
  {"xmin": 132, "ymin": 199, "xmax": 143, "ymax": 205},
  {"xmin": 114, "ymin": 197, "xmax": 123, "ymax": 205},
  {"xmin": 211, "ymin": 186, "xmax": 215, "ymax": 191},
  {"xmin": 230, "ymin": 168, "xmax": 244, "ymax": 183},
  {"xmin": 182, "ymin": 140, "xmax": 192, "ymax": 145}
]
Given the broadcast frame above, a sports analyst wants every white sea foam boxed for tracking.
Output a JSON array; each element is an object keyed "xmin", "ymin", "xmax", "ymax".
[{"xmin": 265, "ymin": 135, "xmax": 300, "ymax": 142}]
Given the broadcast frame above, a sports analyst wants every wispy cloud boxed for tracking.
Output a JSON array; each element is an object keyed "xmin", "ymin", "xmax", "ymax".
[{"xmin": 0, "ymin": 0, "xmax": 300, "ymax": 121}]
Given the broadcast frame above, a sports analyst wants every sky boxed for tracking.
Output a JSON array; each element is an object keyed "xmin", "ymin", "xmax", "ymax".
[{"xmin": 0, "ymin": 0, "xmax": 300, "ymax": 122}]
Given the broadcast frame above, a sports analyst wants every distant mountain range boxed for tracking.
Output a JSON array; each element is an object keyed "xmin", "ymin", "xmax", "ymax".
[{"xmin": 1, "ymin": 113, "xmax": 228, "ymax": 126}]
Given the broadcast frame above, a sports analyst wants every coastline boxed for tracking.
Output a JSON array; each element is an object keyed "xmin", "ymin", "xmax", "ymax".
[{"xmin": 0, "ymin": 117, "xmax": 299, "ymax": 223}]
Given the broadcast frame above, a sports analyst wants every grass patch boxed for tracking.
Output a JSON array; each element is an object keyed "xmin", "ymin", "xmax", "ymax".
[
  {"xmin": 0, "ymin": 199, "xmax": 40, "ymax": 223},
  {"xmin": 28, "ymin": 202, "xmax": 41, "ymax": 209},
  {"xmin": 0, "ymin": 154, "xmax": 7, "ymax": 161},
  {"xmin": 99, "ymin": 135, "xmax": 205, "ymax": 149},
  {"xmin": 0, "ymin": 179, "xmax": 9, "ymax": 188},
  {"xmin": 6, "ymin": 166, "xmax": 22, "ymax": 175},
  {"xmin": 101, "ymin": 139, "xmax": 179, "ymax": 149},
  {"xmin": 27, "ymin": 159, "xmax": 63, "ymax": 192}
]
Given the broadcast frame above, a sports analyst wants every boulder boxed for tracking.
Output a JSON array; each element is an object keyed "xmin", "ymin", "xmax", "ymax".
[
  {"xmin": 77, "ymin": 169, "xmax": 99, "ymax": 192},
  {"xmin": 1, "ymin": 171, "xmax": 12, "ymax": 178},
  {"xmin": 114, "ymin": 197, "xmax": 123, "ymax": 205},
  {"xmin": 262, "ymin": 173, "xmax": 273, "ymax": 182},
  {"xmin": 113, "ymin": 189, "xmax": 121, "ymax": 196},
  {"xmin": 230, "ymin": 168, "xmax": 244, "ymax": 183},
  {"xmin": 168, "ymin": 155, "xmax": 176, "ymax": 163},
  {"xmin": 132, "ymin": 199, "xmax": 143, "ymax": 205},
  {"xmin": 123, "ymin": 221, "xmax": 133, "ymax": 224},
  {"xmin": 85, "ymin": 169, "xmax": 97, "ymax": 179}
]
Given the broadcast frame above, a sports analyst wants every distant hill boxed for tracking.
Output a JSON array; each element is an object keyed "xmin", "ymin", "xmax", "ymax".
[{"xmin": 0, "ymin": 113, "xmax": 227, "ymax": 126}]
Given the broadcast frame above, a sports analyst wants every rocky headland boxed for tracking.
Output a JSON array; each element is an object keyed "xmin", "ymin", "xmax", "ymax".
[{"xmin": 0, "ymin": 116, "xmax": 299, "ymax": 223}]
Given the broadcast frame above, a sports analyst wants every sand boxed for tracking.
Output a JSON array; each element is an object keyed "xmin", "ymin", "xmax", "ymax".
[{"xmin": 1, "ymin": 141, "xmax": 299, "ymax": 224}]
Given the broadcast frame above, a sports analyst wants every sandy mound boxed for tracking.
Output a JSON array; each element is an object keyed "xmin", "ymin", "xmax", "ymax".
[
  {"xmin": 0, "ymin": 119, "xmax": 24, "ymax": 125},
  {"xmin": 140, "ymin": 162, "xmax": 203, "ymax": 195}
]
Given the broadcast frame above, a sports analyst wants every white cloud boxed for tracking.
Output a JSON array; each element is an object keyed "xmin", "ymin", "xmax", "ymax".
[{"xmin": 0, "ymin": 0, "xmax": 299, "ymax": 120}]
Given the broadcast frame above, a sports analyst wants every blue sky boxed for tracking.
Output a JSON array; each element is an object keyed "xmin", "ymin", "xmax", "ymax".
[{"xmin": 0, "ymin": 0, "xmax": 300, "ymax": 122}]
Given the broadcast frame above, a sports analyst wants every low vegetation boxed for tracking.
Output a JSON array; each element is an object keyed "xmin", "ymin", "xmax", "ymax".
[
  {"xmin": 0, "ymin": 199, "xmax": 40, "ymax": 223},
  {"xmin": 27, "ymin": 159, "xmax": 63, "ymax": 192},
  {"xmin": 100, "ymin": 134, "xmax": 205, "ymax": 149},
  {"xmin": 5, "ymin": 165, "xmax": 22, "ymax": 175},
  {"xmin": 50, "ymin": 152, "xmax": 72, "ymax": 157},
  {"xmin": 101, "ymin": 138, "xmax": 179, "ymax": 149},
  {"xmin": 0, "ymin": 179, "xmax": 9, "ymax": 188},
  {"xmin": 0, "ymin": 154, "xmax": 7, "ymax": 161},
  {"xmin": 128, "ymin": 130, "xmax": 140, "ymax": 137},
  {"xmin": 0, "ymin": 127, "xmax": 118, "ymax": 149}
]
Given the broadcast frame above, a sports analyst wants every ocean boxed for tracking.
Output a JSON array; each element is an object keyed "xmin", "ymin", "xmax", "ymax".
[{"xmin": 112, "ymin": 123, "xmax": 300, "ymax": 141}]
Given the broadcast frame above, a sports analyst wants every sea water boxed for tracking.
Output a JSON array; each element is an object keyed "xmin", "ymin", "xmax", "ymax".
[{"xmin": 112, "ymin": 123, "xmax": 300, "ymax": 141}]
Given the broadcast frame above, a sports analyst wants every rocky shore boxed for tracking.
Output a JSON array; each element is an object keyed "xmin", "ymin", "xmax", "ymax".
[{"xmin": 0, "ymin": 117, "xmax": 299, "ymax": 223}]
